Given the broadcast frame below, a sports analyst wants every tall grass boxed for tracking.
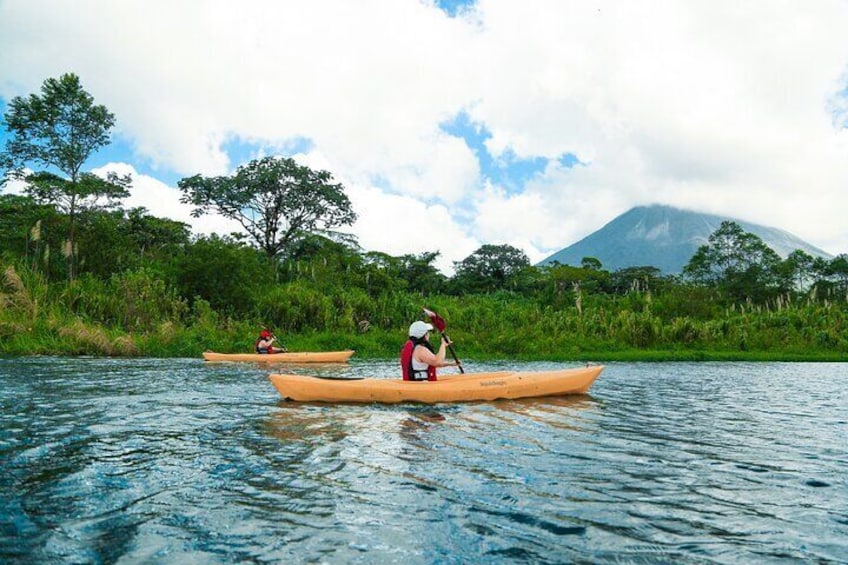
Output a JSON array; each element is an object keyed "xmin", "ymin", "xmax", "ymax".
[{"xmin": 1, "ymin": 259, "xmax": 846, "ymax": 360}]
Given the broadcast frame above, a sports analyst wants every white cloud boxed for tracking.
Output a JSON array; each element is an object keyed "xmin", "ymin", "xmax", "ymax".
[
  {"xmin": 1, "ymin": 175, "xmax": 27, "ymax": 195},
  {"xmin": 2, "ymin": 0, "xmax": 848, "ymax": 263},
  {"xmin": 92, "ymin": 163, "xmax": 243, "ymax": 236},
  {"xmin": 346, "ymin": 183, "xmax": 479, "ymax": 274}
]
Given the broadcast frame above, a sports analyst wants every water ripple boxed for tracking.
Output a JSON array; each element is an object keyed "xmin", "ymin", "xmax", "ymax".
[{"xmin": 1, "ymin": 358, "xmax": 846, "ymax": 563}]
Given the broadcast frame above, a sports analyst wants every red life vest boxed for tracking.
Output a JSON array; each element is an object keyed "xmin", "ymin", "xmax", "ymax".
[
  {"xmin": 255, "ymin": 337, "xmax": 273, "ymax": 353},
  {"xmin": 400, "ymin": 340, "xmax": 437, "ymax": 381}
]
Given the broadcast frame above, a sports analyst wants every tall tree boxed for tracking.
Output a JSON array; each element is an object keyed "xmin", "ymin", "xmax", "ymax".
[
  {"xmin": 781, "ymin": 249, "xmax": 817, "ymax": 293},
  {"xmin": 683, "ymin": 221, "xmax": 782, "ymax": 303},
  {"xmin": 178, "ymin": 156, "xmax": 357, "ymax": 259},
  {"xmin": 452, "ymin": 244, "xmax": 530, "ymax": 294},
  {"xmin": 821, "ymin": 254, "xmax": 848, "ymax": 299},
  {"xmin": 0, "ymin": 73, "xmax": 131, "ymax": 278}
]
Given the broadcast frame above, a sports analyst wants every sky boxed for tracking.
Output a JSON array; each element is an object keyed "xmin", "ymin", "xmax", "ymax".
[{"xmin": 2, "ymin": 0, "xmax": 848, "ymax": 273}]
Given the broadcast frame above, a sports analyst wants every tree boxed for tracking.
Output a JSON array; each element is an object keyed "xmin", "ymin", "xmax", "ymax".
[
  {"xmin": 283, "ymin": 233, "xmax": 365, "ymax": 289},
  {"xmin": 683, "ymin": 221, "xmax": 782, "ymax": 303},
  {"xmin": 452, "ymin": 244, "xmax": 530, "ymax": 294},
  {"xmin": 362, "ymin": 250, "xmax": 447, "ymax": 296},
  {"xmin": 396, "ymin": 251, "xmax": 446, "ymax": 295},
  {"xmin": 780, "ymin": 250, "xmax": 817, "ymax": 294},
  {"xmin": 0, "ymin": 194, "xmax": 62, "ymax": 270},
  {"xmin": 609, "ymin": 266, "xmax": 667, "ymax": 295},
  {"xmin": 1, "ymin": 73, "xmax": 131, "ymax": 278},
  {"xmin": 123, "ymin": 207, "xmax": 191, "ymax": 259},
  {"xmin": 819, "ymin": 254, "xmax": 848, "ymax": 299},
  {"xmin": 581, "ymin": 257, "xmax": 603, "ymax": 271},
  {"xmin": 178, "ymin": 156, "xmax": 357, "ymax": 259},
  {"xmin": 170, "ymin": 234, "xmax": 275, "ymax": 316},
  {"xmin": 75, "ymin": 207, "xmax": 192, "ymax": 278}
]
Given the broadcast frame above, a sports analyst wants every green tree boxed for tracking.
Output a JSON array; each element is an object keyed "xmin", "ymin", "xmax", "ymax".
[
  {"xmin": 178, "ymin": 156, "xmax": 357, "ymax": 259},
  {"xmin": 683, "ymin": 221, "xmax": 782, "ymax": 303},
  {"xmin": 397, "ymin": 251, "xmax": 446, "ymax": 295},
  {"xmin": 0, "ymin": 194, "xmax": 62, "ymax": 268},
  {"xmin": 452, "ymin": 244, "xmax": 530, "ymax": 294},
  {"xmin": 780, "ymin": 250, "xmax": 817, "ymax": 294},
  {"xmin": 1, "ymin": 73, "xmax": 131, "ymax": 278},
  {"xmin": 358, "ymin": 250, "xmax": 447, "ymax": 297},
  {"xmin": 123, "ymin": 207, "xmax": 191, "ymax": 260},
  {"xmin": 283, "ymin": 233, "xmax": 365, "ymax": 290},
  {"xmin": 819, "ymin": 254, "xmax": 848, "ymax": 299},
  {"xmin": 538, "ymin": 262, "xmax": 610, "ymax": 309},
  {"xmin": 169, "ymin": 234, "xmax": 275, "ymax": 316},
  {"xmin": 74, "ymin": 208, "xmax": 191, "ymax": 278},
  {"xmin": 581, "ymin": 256, "xmax": 603, "ymax": 271},
  {"xmin": 609, "ymin": 266, "xmax": 667, "ymax": 295}
]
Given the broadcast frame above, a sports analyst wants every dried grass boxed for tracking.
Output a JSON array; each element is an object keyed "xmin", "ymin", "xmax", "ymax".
[
  {"xmin": 112, "ymin": 335, "xmax": 139, "ymax": 356},
  {"xmin": 3, "ymin": 266, "xmax": 33, "ymax": 312},
  {"xmin": 156, "ymin": 321, "xmax": 177, "ymax": 341},
  {"xmin": 59, "ymin": 320, "xmax": 114, "ymax": 355},
  {"xmin": 4, "ymin": 266, "xmax": 26, "ymax": 294}
]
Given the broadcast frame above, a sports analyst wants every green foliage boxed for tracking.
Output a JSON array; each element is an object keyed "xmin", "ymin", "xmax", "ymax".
[
  {"xmin": 683, "ymin": 221, "xmax": 783, "ymax": 302},
  {"xmin": 1, "ymin": 73, "xmax": 131, "ymax": 279},
  {"xmin": 78, "ymin": 208, "xmax": 189, "ymax": 278},
  {"xmin": 1, "ymin": 73, "xmax": 114, "ymax": 176},
  {"xmin": 451, "ymin": 243, "xmax": 531, "ymax": 294},
  {"xmin": 169, "ymin": 234, "xmax": 275, "ymax": 316},
  {"xmin": 361, "ymin": 250, "xmax": 447, "ymax": 296},
  {"xmin": 1, "ymin": 189, "xmax": 847, "ymax": 360},
  {"xmin": 255, "ymin": 281, "xmax": 336, "ymax": 333},
  {"xmin": 178, "ymin": 156, "xmax": 356, "ymax": 259},
  {"xmin": 0, "ymin": 194, "xmax": 63, "ymax": 271}
]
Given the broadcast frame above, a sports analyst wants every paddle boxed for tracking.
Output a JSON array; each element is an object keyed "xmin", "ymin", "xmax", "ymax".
[{"xmin": 423, "ymin": 307, "xmax": 464, "ymax": 373}]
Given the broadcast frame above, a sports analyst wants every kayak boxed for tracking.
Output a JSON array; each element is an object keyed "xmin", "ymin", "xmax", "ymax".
[
  {"xmin": 202, "ymin": 350, "xmax": 355, "ymax": 363},
  {"xmin": 268, "ymin": 365, "xmax": 603, "ymax": 404}
]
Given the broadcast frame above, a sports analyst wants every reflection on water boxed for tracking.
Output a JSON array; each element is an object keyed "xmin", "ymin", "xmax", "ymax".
[{"xmin": 1, "ymin": 358, "xmax": 846, "ymax": 564}]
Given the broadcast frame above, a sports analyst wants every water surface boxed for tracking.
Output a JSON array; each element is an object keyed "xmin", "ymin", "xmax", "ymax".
[{"xmin": 1, "ymin": 358, "xmax": 846, "ymax": 563}]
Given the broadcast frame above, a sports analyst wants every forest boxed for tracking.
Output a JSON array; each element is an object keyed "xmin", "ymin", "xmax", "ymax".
[{"xmin": 2, "ymin": 73, "xmax": 847, "ymax": 361}]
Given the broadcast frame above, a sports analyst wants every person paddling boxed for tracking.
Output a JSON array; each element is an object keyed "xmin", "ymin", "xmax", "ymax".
[
  {"xmin": 255, "ymin": 329, "xmax": 286, "ymax": 354},
  {"xmin": 400, "ymin": 320, "xmax": 460, "ymax": 381}
]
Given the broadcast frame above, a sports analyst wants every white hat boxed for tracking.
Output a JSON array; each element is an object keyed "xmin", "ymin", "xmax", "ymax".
[{"xmin": 408, "ymin": 320, "xmax": 434, "ymax": 338}]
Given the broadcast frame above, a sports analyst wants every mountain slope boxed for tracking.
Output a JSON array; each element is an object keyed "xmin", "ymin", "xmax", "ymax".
[{"xmin": 538, "ymin": 205, "xmax": 832, "ymax": 274}]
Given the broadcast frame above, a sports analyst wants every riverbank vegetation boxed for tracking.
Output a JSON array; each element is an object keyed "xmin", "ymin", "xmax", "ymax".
[
  {"xmin": 2, "ymin": 73, "xmax": 847, "ymax": 361},
  {"xmin": 2, "ymin": 216, "xmax": 847, "ymax": 361}
]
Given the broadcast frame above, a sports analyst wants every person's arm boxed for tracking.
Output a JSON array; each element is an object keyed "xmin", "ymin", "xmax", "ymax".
[{"xmin": 414, "ymin": 339, "xmax": 458, "ymax": 368}]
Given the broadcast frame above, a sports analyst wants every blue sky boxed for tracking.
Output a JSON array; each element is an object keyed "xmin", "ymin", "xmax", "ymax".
[
  {"xmin": 436, "ymin": 0, "xmax": 476, "ymax": 18},
  {"xmin": 2, "ymin": 1, "xmax": 848, "ymax": 270}
]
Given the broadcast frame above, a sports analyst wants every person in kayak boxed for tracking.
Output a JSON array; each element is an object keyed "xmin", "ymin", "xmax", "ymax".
[
  {"xmin": 400, "ymin": 320, "xmax": 459, "ymax": 381},
  {"xmin": 255, "ymin": 329, "xmax": 286, "ymax": 354}
]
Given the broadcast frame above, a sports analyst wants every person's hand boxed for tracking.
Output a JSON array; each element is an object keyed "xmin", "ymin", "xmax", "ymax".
[{"xmin": 442, "ymin": 336, "xmax": 452, "ymax": 347}]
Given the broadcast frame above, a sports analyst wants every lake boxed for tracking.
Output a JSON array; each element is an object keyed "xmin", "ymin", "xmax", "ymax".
[{"xmin": 1, "ymin": 357, "xmax": 846, "ymax": 564}]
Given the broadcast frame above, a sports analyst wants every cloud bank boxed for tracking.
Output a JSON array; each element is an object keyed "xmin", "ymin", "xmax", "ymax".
[{"xmin": 2, "ymin": 0, "xmax": 847, "ymax": 271}]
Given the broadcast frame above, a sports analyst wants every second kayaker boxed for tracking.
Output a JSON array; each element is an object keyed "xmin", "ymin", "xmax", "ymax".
[
  {"xmin": 255, "ymin": 329, "xmax": 287, "ymax": 354},
  {"xmin": 400, "ymin": 320, "xmax": 459, "ymax": 381}
]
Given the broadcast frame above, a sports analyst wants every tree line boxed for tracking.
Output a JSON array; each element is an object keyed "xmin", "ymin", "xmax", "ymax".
[{"xmin": 1, "ymin": 73, "xmax": 847, "ymax": 359}]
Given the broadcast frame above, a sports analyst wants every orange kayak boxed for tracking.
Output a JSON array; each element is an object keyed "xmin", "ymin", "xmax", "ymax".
[
  {"xmin": 202, "ymin": 350, "xmax": 355, "ymax": 363},
  {"xmin": 268, "ymin": 365, "xmax": 603, "ymax": 403}
]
